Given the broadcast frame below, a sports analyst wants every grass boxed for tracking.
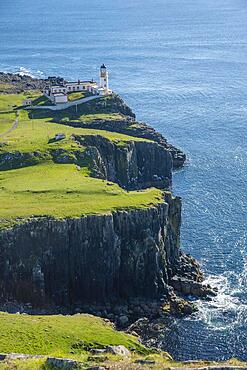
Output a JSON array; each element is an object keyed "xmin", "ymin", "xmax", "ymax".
[
  {"xmin": 0, "ymin": 112, "xmax": 16, "ymax": 135},
  {"xmin": 31, "ymin": 95, "xmax": 53, "ymax": 106},
  {"xmin": 0, "ymin": 110, "xmax": 149, "ymax": 155},
  {"xmin": 67, "ymin": 91, "xmax": 91, "ymax": 101},
  {"xmin": 27, "ymin": 93, "xmax": 129, "ymax": 122},
  {"xmin": 0, "ymin": 91, "xmax": 42, "ymax": 112},
  {"xmin": 0, "ymin": 162, "xmax": 164, "ymax": 229},
  {"xmin": 69, "ymin": 112, "xmax": 125, "ymax": 123},
  {"xmin": 0, "ymin": 312, "xmax": 145, "ymax": 359},
  {"xmin": 0, "ymin": 96, "xmax": 155, "ymax": 229}
]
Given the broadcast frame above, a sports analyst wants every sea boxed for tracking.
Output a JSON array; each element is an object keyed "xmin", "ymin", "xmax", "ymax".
[{"xmin": 0, "ymin": 0, "xmax": 246, "ymax": 361}]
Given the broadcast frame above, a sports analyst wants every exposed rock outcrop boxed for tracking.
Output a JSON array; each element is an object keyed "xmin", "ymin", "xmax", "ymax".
[
  {"xmin": 0, "ymin": 195, "xmax": 182, "ymax": 306},
  {"xmin": 0, "ymin": 72, "xmax": 64, "ymax": 94},
  {"xmin": 76, "ymin": 135, "xmax": 173, "ymax": 190},
  {"xmin": 60, "ymin": 117, "xmax": 185, "ymax": 169}
]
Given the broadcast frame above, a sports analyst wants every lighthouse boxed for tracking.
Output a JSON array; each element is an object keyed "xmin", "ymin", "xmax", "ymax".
[{"xmin": 100, "ymin": 64, "xmax": 109, "ymax": 92}]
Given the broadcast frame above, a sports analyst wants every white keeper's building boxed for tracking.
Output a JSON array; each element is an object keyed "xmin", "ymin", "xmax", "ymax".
[{"xmin": 44, "ymin": 64, "xmax": 110, "ymax": 105}]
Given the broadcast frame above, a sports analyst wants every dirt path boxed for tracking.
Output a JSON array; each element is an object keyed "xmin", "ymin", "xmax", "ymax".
[{"xmin": 0, "ymin": 111, "xmax": 19, "ymax": 138}]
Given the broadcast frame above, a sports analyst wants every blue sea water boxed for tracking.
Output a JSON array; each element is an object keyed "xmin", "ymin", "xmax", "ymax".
[{"xmin": 0, "ymin": 0, "xmax": 247, "ymax": 361}]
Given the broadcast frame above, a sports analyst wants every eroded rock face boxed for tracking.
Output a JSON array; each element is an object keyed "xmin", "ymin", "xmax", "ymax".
[
  {"xmin": 75, "ymin": 135, "xmax": 173, "ymax": 190},
  {"xmin": 61, "ymin": 118, "xmax": 186, "ymax": 169},
  {"xmin": 0, "ymin": 195, "xmax": 183, "ymax": 306}
]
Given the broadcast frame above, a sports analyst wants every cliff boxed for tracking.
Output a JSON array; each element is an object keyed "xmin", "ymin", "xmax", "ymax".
[
  {"xmin": 76, "ymin": 135, "xmax": 172, "ymax": 189},
  {"xmin": 0, "ymin": 196, "xmax": 179, "ymax": 306}
]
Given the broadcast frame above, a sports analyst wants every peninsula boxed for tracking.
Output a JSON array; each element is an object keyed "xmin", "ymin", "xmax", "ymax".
[{"xmin": 0, "ymin": 67, "xmax": 234, "ymax": 370}]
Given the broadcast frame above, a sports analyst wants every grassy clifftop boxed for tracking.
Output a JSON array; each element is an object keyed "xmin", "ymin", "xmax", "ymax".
[
  {"xmin": 0, "ymin": 92, "xmax": 165, "ymax": 230},
  {"xmin": 0, "ymin": 162, "xmax": 163, "ymax": 229}
]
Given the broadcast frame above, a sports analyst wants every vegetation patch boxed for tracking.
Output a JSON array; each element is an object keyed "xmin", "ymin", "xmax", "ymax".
[
  {"xmin": 28, "ymin": 93, "xmax": 134, "ymax": 121},
  {"xmin": 0, "ymin": 112, "xmax": 16, "ymax": 135},
  {"xmin": 67, "ymin": 91, "xmax": 92, "ymax": 101},
  {"xmin": 0, "ymin": 312, "xmax": 145, "ymax": 359},
  {"xmin": 0, "ymin": 162, "xmax": 163, "ymax": 229},
  {"xmin": 0, "ymin": 110, "xmax": 148, "ymax": 156},
  {"xmin": 0, "ymin": 91, "xmax": 41, "ymax": 112}
]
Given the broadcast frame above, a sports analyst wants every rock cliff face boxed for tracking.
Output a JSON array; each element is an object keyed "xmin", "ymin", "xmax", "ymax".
[
  {"xmin": 0, "ymin": 194, "xmax": 184, "ymax": 306},
  {"xmin": 76, "ymin": 135, "xmax": 173, "ymax": 190},
  {"xmin": 60, "ymin": 117, "xmax": 185, "ymax": 169}
]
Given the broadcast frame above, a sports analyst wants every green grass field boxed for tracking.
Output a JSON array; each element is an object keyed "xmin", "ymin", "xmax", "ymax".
[
  {"xmin": 0, "ymin": 91, "xmax": 41, "ymax": 112},
  {"xmin": 67, "ymin": 91, "xmax": 92, "ymax": 101},
  {"xmin": 0, "ymin": 162, "xmax": 163, "ymax": 228},
  {"xmin": 0, "ymin": 93, "xmax": 158, "ymax": 229},
  {"xmin": 0, "ymin": 112, "xmax": 16, "ymax": 134},
  {"xmin": 0, "ymin": 312, "xmax": 244, "ymax": 369},
  {"xmin": 0, "ymin": 312, "xmax": 144, "ymax": 357},
  {"xmin": 0, "ymin": 110, "xmax": 148, "ymax": 155}
]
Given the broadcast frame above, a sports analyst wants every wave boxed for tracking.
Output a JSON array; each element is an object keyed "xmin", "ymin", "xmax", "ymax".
[
  {"xmin": 16, "ymin": 66, "xmax": 44, "ymax": 78},
  {"xmin": 195, "ymin": 265, "xmax": 247, "ymax": 331},
  {"xmin": 0, "ymin": 66, "xmax": 45, "ymax": 79}
]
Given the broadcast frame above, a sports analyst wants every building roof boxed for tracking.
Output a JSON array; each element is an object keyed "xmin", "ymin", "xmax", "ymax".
[
  {"xmin": 66, "ymin": 81, "xmax": 97, "ymax": 85},
  {"xmin": 51, "ymin": 85, "xmax": 65, "ymax": 89},
  {"xmin": 53, "ymin": 92, "xmax": 67, "ymax": 96}
]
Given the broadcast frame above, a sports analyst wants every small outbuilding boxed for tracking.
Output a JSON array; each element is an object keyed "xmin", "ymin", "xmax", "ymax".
[
  {"xmin": 97, "ymin": 87, "xmax": 105, "ymax": 96},
  {"xmin": 52, "ymin": 93, "xmax": 68, "ymax": 104},
  {"xmin": 22, "ymin": 99, "xmax": 32, "ymax": 106}
]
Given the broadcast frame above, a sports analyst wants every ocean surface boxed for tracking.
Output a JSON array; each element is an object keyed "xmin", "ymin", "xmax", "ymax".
[{"xmin": 0, "ymin": 0, "xmax": 247, "ymax": 361}]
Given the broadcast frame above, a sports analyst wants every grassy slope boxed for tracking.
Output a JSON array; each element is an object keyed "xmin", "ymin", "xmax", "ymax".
[
  {"xmin": 0, "ymin": 112, "xmax": 16, "ymax": 134},
  {"xmin": 0, "ymin": 312, "xmax": 144, "ymax": 358},
  {"xmin": 0, "ymin": 94, "xmax": 161, "ymax": 229},
  {"xmin": 28, "ymin": 94, "xmax": 129, "ymax": 122},
  {"xmin": 0, "ymin": 91, "xmax": 41, "ymax": 111},
  {"xmin": 0, "ymin": 162, "xmax": 163, "ymax": 228},
  {"xmin": 0, "ymin": 110, "xmax": 148, "ymax": 154}
]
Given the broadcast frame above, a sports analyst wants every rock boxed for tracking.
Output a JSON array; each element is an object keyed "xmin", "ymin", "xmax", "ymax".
[
  {"xmin": 135, "ymin": 359, "xmax": 156, "ymax": 365},
  {"xmin": 46, "ymin": 357, "xmax": 80, "ymax": 369},
  {"xmin": 90, "ymin": 349, "xmax": 106, "ymax": 355},
  {"xmin": 171, "ymin": 276, "xmax": 217, "ymax": 298},
  {"xmin": 75, "ymin": 134, "xmax": 172, "ymax": 190},
  {"xmin": 54, "ymin": 133, "xmax": 66, "ymax": 141},
  {"xmin": 118, "ymin": 315, "xmax": 129, "ymax": 327},
  {"xmin": 169, "ymin": 297, "xmax": 197, "ymax": 317},
  {"xmin": 105, "ymin": 345, "xmax": 131, "ymax": 357}
]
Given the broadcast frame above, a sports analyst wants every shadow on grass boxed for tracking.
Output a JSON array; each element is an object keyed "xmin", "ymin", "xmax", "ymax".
[{"xmin": 31, "ymin": 95, "xmax": 54, "ymax": 107}]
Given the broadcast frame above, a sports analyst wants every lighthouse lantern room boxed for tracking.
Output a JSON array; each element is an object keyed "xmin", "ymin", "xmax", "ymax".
[{"xmin": 100, "ymin": 64, "xmax": 109, "ymax": 93}]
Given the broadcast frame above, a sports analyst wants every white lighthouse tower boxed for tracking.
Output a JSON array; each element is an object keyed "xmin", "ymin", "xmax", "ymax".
[{"xmin": 100, "ymin": 64, "xmax": 109, "ymax": 93}]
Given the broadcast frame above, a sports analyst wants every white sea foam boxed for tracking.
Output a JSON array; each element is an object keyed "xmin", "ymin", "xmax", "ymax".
[
  {"xmin": 15, "ymin": 67, "xmax": 44, "ymax": 78},
  {"xmin": 195, "ymin": 267, "xmax": 247, "ymax": 331}
]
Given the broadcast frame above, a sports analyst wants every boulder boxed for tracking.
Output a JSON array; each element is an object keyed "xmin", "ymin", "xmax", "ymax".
[
  {"xmin": 118, "ymin": 315, "xmax": 129, "ymax": 327},
  {"xmin": 46, "ymin": 357, "xmax": 80, "ymax": 369},
  {"xmin": 105, "ymin": 345, "xmax": 131, "ymax": 357}
]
